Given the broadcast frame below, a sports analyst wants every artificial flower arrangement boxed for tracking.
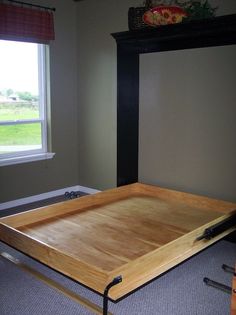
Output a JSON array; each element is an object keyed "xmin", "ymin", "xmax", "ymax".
[
  {"xmin": 128, "ymin": 0, "xmax": 218, "ymax": 30},
  {"xmin": 143, "ymin": 4, "xmax": 187, "ymax": 26}
]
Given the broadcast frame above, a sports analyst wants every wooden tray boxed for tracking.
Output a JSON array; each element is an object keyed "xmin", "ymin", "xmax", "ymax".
[{"xmin": 0, "ymin": 183, "xmax": 235, "ymax": 300}]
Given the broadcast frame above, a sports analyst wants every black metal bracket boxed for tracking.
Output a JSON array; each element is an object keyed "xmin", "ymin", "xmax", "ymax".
[
  {"xmin": 103, "ymin": 276, "xmax": 122, "ymax": 315},
  {"xmin": 196, "ymin": 213, "xmax": 236, "ymax": 241},
  {"xmin": 64, "ymin": 191, "xmax": 81, "ymax": 200}
]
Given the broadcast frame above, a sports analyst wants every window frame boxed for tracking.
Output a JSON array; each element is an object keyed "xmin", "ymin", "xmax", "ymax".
[{"xmin": 0, "ymin": 41, "xmax": 55, "ymax": 166}]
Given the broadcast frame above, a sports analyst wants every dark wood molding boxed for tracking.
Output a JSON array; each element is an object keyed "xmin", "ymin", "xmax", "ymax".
[
  {"xmin": 112, "ymin": 14, "xmax": 236, "ymax": 53},
  {"xmin": 116, "ymin": 48, "xmax": 139, "ymax": 186},
  {"xmin": 112, "ymin": 14, "xmax": 236, "ymax": 187}
]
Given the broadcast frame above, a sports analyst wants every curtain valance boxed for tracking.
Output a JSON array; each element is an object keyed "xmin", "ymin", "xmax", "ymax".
[{"xmin": 0, "ymin": 3, "xmax": 55, "ymax": 44}]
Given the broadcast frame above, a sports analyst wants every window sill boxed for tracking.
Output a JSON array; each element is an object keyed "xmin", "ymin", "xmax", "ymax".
[{"xmin": 0, "ymin": 152, "xmax": 55, "ymax": 167}]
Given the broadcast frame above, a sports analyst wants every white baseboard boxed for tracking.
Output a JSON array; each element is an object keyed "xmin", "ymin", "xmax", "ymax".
[{"xmin": 0, "ymin": 185, "xmax": 101, "ymax": 211}]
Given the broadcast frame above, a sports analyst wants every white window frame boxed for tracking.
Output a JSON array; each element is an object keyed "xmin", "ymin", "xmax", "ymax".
[{"xmin": 0, "ymin": 43, "xmax": 55, "ymax": 166}]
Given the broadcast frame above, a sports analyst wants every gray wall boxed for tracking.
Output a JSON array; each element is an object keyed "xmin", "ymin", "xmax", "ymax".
[
  {"xmin": 138, "ymin": 1, "xmax": 236, "ymax": 202},
  {"xmin": 76, "ymin": 0, "xmax": 140, "ymax": 190},
  {"xmin": 0, "ymin": 0, "xmax": 79, "ymax": 202},
  {"xmin": 139, "ymin": 45, "xmax": 236, "ymax": 202}
]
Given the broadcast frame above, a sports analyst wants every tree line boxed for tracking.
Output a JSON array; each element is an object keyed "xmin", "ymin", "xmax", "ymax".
[{"xmin": 0, "ymin": 89, "xmax": 38, "ymax": 102}]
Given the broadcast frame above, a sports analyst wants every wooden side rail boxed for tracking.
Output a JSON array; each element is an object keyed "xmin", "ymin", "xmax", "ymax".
[{"xmin": 0, "ymin": 252, "xmax": 112, "ymax": 315}]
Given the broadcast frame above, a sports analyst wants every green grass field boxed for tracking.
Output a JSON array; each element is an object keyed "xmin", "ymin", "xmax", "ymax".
[
  {"xmin": 0, "ymin": 103, "xmax": 41, "ymax": 146},
  {"xmin": 0, "ymin": 103, "xmax": 39, "ymax": 121},
  {"xmin": 0, "ymin": 124, "xmax": 41, "ymax": 145}
]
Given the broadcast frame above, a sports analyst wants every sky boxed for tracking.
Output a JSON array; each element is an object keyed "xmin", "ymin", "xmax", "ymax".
[{"xmin": 0, "ymin": 40, "xmax": 39, "ymax": 95}]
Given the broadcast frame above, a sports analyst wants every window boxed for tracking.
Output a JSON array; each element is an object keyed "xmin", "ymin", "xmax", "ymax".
[{"xmin": 0, "ymin": 40, "xmax": 54, "ymax": 166}]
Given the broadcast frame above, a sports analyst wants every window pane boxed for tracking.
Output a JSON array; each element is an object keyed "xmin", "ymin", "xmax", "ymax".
[
  {"xmin": 0, "ymin": 123, "xmax": 42, "ymax": 154},
  {"xmin": 0, "ymin": 40, "xmax": 49, "ymax": 162},
  {"xmin": 0, "ymin": 40, "xmax": 39, "ymax": 122}
]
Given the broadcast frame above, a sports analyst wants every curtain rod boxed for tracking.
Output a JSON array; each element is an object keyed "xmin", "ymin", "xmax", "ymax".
[{"xmin": 5, "ymin": 0, "xmax": 56, "ymax": 11}]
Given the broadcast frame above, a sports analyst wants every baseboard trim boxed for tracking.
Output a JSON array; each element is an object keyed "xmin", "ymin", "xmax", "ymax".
[{"xmin": 0, "ymin": 185, "xmax": 101, "ymax": 211}]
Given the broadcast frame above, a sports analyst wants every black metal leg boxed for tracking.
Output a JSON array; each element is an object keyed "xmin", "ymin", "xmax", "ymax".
[
  {"xmin": 203, "ymin": 277, "xmax": 232, "ymax": 294},
  {"xmin": 222, "ymin": 264, "xmax": 235, "ymax": 275},
  {"xmin": 203, "ymin": 262, "xmax": 235, "ymax": 295},
  {"xmin": 103, "ymin": 276, "xmax": 122, "ymax": 315},
  {"xmin": 103, "ymin": 295, "xmax": 109, "ymax": 315}
]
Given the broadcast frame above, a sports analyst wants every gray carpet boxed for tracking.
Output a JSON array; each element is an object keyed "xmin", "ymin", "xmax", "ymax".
[{"xmin": 0, "ymin": 239, "xmax": 235, "ymax": 315}]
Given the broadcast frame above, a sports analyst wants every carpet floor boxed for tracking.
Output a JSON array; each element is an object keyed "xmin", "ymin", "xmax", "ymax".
[{"xmin": 0, "ymin": 239, "xmax": 235, "ymax": 315}]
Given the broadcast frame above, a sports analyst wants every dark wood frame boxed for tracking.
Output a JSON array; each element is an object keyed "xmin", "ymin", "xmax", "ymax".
[{"xmin": 112, "ymin": 14, "xmax": 236, "ymax": 187}]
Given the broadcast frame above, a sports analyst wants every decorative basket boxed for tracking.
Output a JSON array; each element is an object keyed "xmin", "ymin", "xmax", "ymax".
[{"xmin": 128, "ymin": 6, "xmax": 151, "ymax": 31}]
